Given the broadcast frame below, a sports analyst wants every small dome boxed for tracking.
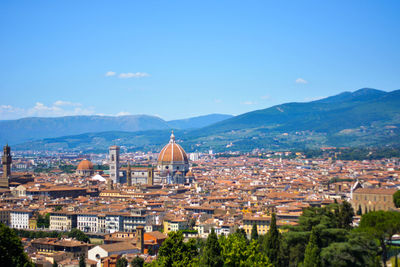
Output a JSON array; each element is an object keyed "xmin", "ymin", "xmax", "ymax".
[
  {"xmin": 158, "ymin": 131, "xmax": 188, "ymax": 164},
  {"xmin": 77, "ymin": 159, "xmax": 94, "ymax": 170},
  {"xmin": 186, "ymin": 170, "xmax": 194, "ymax": 177}
]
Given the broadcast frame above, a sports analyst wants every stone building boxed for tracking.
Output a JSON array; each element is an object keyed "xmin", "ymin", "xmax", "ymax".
[
  {"xmin": 0, "ymin": 144, "xmax": 11, "ymax": 188},
  {"xmin": 109, "ymin": 146, "xmax": 120, "ymax": 184},
  {"xmin": 351, "ymin": 187, "xmax": 397, "ymax": 214}
]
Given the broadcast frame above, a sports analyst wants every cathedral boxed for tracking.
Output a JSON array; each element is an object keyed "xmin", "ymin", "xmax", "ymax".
[{"xmin": 121, "ymin": 131, "xmax": 194, "ymax": 186}]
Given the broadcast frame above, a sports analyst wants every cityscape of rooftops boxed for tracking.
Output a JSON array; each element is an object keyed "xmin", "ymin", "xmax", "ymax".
[{"xmin": 1, "ymin": 1, "xmax": 400, "ymax": 267}]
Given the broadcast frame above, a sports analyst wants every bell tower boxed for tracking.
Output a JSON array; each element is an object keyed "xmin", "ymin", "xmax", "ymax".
[
  {"xmin": 109, "ymin": 146, "xmax": 120, "ymax": 184},
  {"xmin": 1, "ymin": 145, "xmax": 11, "ymax": 188}
]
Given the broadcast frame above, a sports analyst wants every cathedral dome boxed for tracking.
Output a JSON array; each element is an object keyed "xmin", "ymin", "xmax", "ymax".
[
  {"xmin": 158, "ymin": 132, "xmax": 188, "ymax": 164},
  {"xmin": 77, "ymin": 159, "xmax": 94, "ymax": 170}
]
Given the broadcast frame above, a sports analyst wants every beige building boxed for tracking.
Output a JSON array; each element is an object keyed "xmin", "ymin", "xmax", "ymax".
[
  {"xmin": 351, "ymin": 188, "xmax": 397, "ymax": 214},
  {"xmin": 49, "ymin": 212, "xmax": 77, "ymax": 231}
]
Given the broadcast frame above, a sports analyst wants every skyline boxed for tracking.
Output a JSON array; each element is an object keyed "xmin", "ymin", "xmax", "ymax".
[{"xmin": 1, "ymin": 0, "xmax": 400, "ymax": 120}]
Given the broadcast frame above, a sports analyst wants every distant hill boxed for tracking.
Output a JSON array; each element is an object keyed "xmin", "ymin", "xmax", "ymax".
[
  {"xmin": 0, "ymin": 115, "xmax": 169, "ymax": 145},
  {"xmin": 0, "ymin": 113, "xmax": 232, "ymax": 145},
  {"xmin": 12, "ymin": 88, "xmax": 400, "ymax": 152},
  {"xmin": 189, "ymin": 88, "xmax": 400, "ymax": 151},
  {"xmin": 167, "ymin": 114, "xmax": 233, "ymax": 129}
]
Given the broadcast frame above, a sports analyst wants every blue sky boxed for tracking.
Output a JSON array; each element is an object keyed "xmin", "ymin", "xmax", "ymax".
[{"xmin": 1, "ymin": 0, "xmax": 399, "ymax": 120}]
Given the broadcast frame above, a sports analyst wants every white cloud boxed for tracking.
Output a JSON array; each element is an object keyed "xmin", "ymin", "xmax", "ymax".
[
  {"xmin": 105, "ymin": 71, "xmax": 116, "ymax": 77},
  {"xmin": 295, "ymin": 78, "xmax": 308, "ymax": 84},
  {"xmin": 0, "ymin": 101, "xmax": 95, "ymax": 120},
  {"xmin": 116, "ymin": 111, "xmax": 131, "ymax": 116},
  {"xmin": 261, "ymin": 94, "xmax": 270, "ymax": 100},
  {"xmin": 214, "ymin": 99, "xmax": 222, "ymax": 104},
  {"xmin": 118, "ymin": 72, "xmax": 150, "ymax": 79},
  {"xmin": 54, "ymin": 100, "xmax": 82, "ymax": 107}
]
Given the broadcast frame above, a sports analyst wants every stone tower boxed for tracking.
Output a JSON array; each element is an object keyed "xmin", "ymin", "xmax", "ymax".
[
  {"xmin": 136, "ymin": 226, "xmax": 144, "ymax": 253},
  {"xmin": 127, "ymin": 163, "xmax": 132, "ymax": 186},
  {"xmin": 0, "ymin": 145, "xmax": 11, "ymax": 188},
  {"xmin": 109, "ymin": 146, "xmax": 120, "ymax": 184},
  {"xmin": 147, "ymin": 168, "xmax": 154, "ymax": 186}
]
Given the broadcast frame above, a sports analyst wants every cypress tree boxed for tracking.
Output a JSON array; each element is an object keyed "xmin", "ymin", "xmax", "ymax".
[
  {"xmin": 303, "ymin": 227, "xmax": 321, "ymax": 267},
  {"xmin": 79, "ymin": 256, "xmax": 85, "ymax": 267},
  {"xmin": 251, "ymin": 223, "xmax": 258, "ymax": 240},
  {"xmin": 339, "ymin": 200, "xmax": 355, "ymax": 229},
  {"xmin": 200, "ymin": 228, "xmax": 223, "ymax": 267},
  {"xmin": 262, "ymin": 213, "xmax": 281, "ymax": 266}
]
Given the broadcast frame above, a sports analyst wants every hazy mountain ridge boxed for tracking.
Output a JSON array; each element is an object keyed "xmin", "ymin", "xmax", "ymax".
[
  {"xmin": 12, "ymin": 88, "xmax": 400, "ymax": 152},
  {"xmin": 0, "ymin": 113, "xmax": 232, "ymax": 145},
  {"xmin": 168, "ymin": 114, "xmax": 233, "ymax": 129}
]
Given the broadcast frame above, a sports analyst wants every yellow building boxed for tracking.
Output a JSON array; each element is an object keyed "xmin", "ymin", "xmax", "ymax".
[
  {"xmin": 29, "ymin": 217, "xmax": 37, "ymax": 230},
  {"xmin": 243, "ymin": 216, "xmax": 271, "ymax": 236},
  {"xmin": 163, "ymin": 218, "xmax": 188, "ymax": 234}
]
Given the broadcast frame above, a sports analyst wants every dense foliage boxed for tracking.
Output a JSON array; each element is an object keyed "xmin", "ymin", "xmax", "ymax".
[
  {"xmin": 150, "ymin": 201, "xmax": 400, "ymax": 267},
  {"xmin": 36, "ymin": 213, "xmax": 50, "ymax": 228},
  {"xmin": 0, "ymin": 223, "xmax": 34, "ymax": 267},
  {"xmin": 14, "ymin": 228, "xmax": 90, "ymax": 243}
]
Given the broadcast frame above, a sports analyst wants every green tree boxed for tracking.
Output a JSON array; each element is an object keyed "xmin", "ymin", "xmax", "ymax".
[
  {"xmin": 357, "ymin": 205, "xmax": 362, "ymax": 216},
  {"xmin": 53, "ymin": 261, "xmax": 58, "ymax": 267},
  {"xmin": 116, "ymin": 257, "xmax": 128, "ymax": 267},
  {"xmin": 251, "ymin": 223, "xmax": 258, "ymax": 240},
  {"xmin": 157, "ymin": 231, "xmax": 198, "ymax": 267},
  {"xmin": 37, "ymin": 213, "xmax": 50, "ymax": 228},
  {"xmin": 339, "ymin": 200, "xmax": 355, "ymax": 229},
  {"xmin": 200, "ymin": 228, "xmax": 223, "ymax": 267},
  {"xmin": 79, "ymin": 256, "xmax": 85, "ymax": 267},
  {"xmin": 262, "ymin": 213, "xmax": 281, "ymax": 266},
  {"xmin": 219, "ymin": 232, "xmax": 272, "ymax": 267},
  {"xmin": 147, "ymin": 246, "xmax": 155, "ymax": 256},
  {"xmin": 68, "ymin": 228, "xmax": 90, "ymax": 243},
  {"xmin": 131, "ymin": 256, "xmax": 144, "ymax": 267},
  {"xmin": 219, "ymin": 231, "xmax": 248, "ymax": 266},
  {"xmin": 393, "ymin": 190, "xmax": 400, "ymax": 208},
  {"xmin": 0, "ymin": 223, "xmax": 34, "ymax": 267},
  {"xmin": 303, "ymin": 227, "xmax": 321, "ymax": 267},
  {"xmin": 359, "ymin": 210, "xmax": 400, "ymax": 267},
  {"xmin": 188, "ymin": 218, "xmax": 196, "ymax": 229},
  {"xmin": 244, "ymin": 239, "xmax": 272, "ymax": 267},
  {"xmin": 320, "ymin": 232, "xmax": 379, "ymax": 267}
]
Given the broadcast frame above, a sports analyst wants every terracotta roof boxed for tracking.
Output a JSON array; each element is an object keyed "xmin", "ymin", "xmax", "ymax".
[
  {"xmin": 77, "ymin": 159, "xmax": 94, "ymax": 170},
  {"xmin": 158, "ymin": 132, "xmax": 188, "ymax": 163},
  {"xmin": 354, "ymin": 188, "xmax": 397, "ymax": 195},
  {"xmin": 99, "ymin": 242, "xmax": 138, "ymax": 252}
]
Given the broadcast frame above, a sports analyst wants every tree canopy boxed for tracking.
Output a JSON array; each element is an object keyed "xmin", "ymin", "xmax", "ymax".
[{"xmin": 0, "ymin": 223, "xmax": 34, "ymax": 267}]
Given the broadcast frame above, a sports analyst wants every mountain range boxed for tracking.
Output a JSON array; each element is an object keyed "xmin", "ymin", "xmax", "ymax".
[
  {"xmin": 10, "ymin": 88, "xmax": 400, "ymax": 152},
  {"xmin": 0, "ymin": 114, "xmax": 233, "ymax": 145}
]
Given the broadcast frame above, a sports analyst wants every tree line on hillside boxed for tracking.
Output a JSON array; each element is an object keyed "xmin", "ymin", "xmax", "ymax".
[{"xmin": 303, "ymin": 146, "xmax": 400, "ymax": 160}]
